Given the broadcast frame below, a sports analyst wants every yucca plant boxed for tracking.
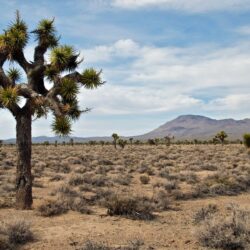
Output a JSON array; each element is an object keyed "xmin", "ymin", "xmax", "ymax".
[
  {"xmin": 0, "ymin": 12, "xmax": 104, "ymax": 209},
  {"xmin": 214, "ymin": 131, "xmax": 228, "ymax": 145},
  {"xmin": 112, "ymin": 133, "xmax": 119, "ymax": 149}
]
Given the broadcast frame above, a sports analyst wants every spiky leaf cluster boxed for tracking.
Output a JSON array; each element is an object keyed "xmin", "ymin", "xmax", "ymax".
[
  {"xmin": 60, "ymin": 78, "xmax": 79, "ymax": 102},
  {"xmin": 81, "ymin": 68, "xmax": 104, "ymax": 89},
  {"xmin": 50, "ymin": 45, "xmax": 80, "ymax": 72},
  {"xmin": 32, "ymin": 19, "xmax": 58, "ymax": 48},
  {"xmin": 52, "ymin": 116, "xmax": 72, "ymax": 136},
  {"xmin": 0, "ymin": 86, "xmax": 20, "ymax": 107},
  {"xmin": 7, "ymin": 67, "xmax": 21, "ymax": 82},
  {"xmin": 0, "ymin": 11, "xmax": 28, "ymax": 57}
]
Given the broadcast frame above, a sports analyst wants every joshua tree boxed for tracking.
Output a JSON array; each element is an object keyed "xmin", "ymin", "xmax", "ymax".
[
  {"xmin": 118, "ymin": 139, "xmax": 127, "ymax": 149},
  {"xmin": 0, "ymin": 140, "xmax": 3, "ymax": 148},
  {"xmin": 0, "ymin": 12, "xmax": 103, "ymax": 209},
  {"xmin": 148, "ymin": 139, "xmax": 156, "ymax": 146},
  {"xmin": 54, "ymin": 140, "xmax": 58, "ymax": 147},
  {"xmin": 164, "ymin": 135, "xmax": 174, "ymax": 146},
  {"xmin": 214, "ymin": 131, "xmax": 228, "ymax": 145},
  {"xmin": 112, "ymin": 133, "xmax": 119, "ymax": 149},
  {"xmin": 129, "ymin": 137, "xmax": 133, "ymax": 146},
  {"xmin": 70, "ymin": 138, "xmax": 74, "ymax": 146}
]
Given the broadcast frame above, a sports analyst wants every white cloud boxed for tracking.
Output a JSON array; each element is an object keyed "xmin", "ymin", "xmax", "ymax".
[
  {"xmin": 112, "ymin": 0, "xmax": 250, "ymax": 12},
  {"xmin": 79, "ymin": 39, "xmax": 250, "ymax": 119},
  {"xmin": 2, "ymin": 39, "xmax": 250, "ymax": 139}
]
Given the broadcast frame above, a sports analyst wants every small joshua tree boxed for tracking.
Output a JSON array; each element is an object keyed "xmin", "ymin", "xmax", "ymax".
[
  {"xmin": 164, "ymin": 135, "xmax": 174, "ymax": 146},
  {"xmin": 54, "ymin": 140, "xmax": 58, "ymax": 147},
  {"xmin": 118, "ymin": 139, "xmax": 127, "ymax": 149},
  {"xmin": 112, "ymin": 133, "xmax": 119, "ymax": 149},
  {"xmin": 0, "ymin": 139, "xmax": 3, "ymax": 148},
  {"xmin": 0, "ymin": 12, "xmax": 104, "ymax": 209},
  {"xmin": 214, "ymin": 131, "xmax": 228, "ymax": 145},
  {"xmin": 129, "ymin": 137, "xmax": 133, "ymax": 146},
  {"xmin": 70, "ymin": 138, "xmax": 74, "ymax": 146}
]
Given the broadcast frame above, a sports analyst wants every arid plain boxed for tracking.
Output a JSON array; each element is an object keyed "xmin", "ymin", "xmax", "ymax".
[{"xmin": 0, "ymin": 144, "xmax": 249, "ymax": 249}]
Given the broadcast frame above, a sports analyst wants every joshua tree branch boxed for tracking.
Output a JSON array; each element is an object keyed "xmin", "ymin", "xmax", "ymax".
[
  {"xmin": 13, "ymin": 50, "xmax": 32, "ymax": 73},
  {"xmin": 0, "ymin": 68, "xmax": 12, "ymax": 88},
  {"xmin": 34, "ymin": 43, "xmax": 47, "ymax": 64}
]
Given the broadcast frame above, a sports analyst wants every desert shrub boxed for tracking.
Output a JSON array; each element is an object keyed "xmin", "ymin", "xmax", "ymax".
[
  {"xmin": 193, "ymin": 204, "xmax": 218, "ymax": 224},
  {"xmin": 0, "ymin": 235, "xmax": 11, "ymax": 250},
  {"xmin": 69, "ymin": 174, "xmax": 85, "ymax": 186},
  {"xmin": 179, "ymin": 172, "xmax": 198, "ymax": 184},
  {"xmin": 139, "ymin": 175, "xmax": 150, "ymax": 184},
  {"xmin": 80, "ymin": 240, "xmax": 111, "ymax": 250},
  {"xmin": 37, "ymin": 200, "xmax": 68, "ymax": 217},
  {"xmin": 80, "ymin": 239, "xmax": 143, "ymax": 250},
  {"xmin": 2, "ymin": 219, "xmax": 34, "ymax": 245},
  {"xmin": 153, "ymin": 190, "xmax": 171, "ymax": 211},
  {"xmin": 197, "ymin": 207, "xmax": 250, "ymax": 249},
  {"xmin": 200, "ymin": 164, "xmax": 218, "ymax": 171},
  {"xmin": 164, "ymin": 180, "xmax": 179, "ymax": 192},
  {"xmin": 68, "ymin": 197, "xmax": 92, "ymax": 214},
  {"xmin": 243, "ymin": 134, "xmax": 250, "ymax": 148},
  {"xmin": 50, "ymin": 174, "xmax": 64, "ymax": 182},
  {"xmin": 104, "ymin": 194, "xmax": 155, "ymax": 220},
  {"xmin": 113, "ymin": 174, "xmax": 132, "ymax": 186},
  {"xmin": 56, "ymin": 185, "xmax": 79, "ymax": 197},
  {"xmin": 66, "ymin": 156, "xmax": 82, "ymax": 164}
]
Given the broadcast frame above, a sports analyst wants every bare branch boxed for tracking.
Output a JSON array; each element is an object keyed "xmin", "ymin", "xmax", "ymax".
[
  {"xmin": 0, "ymin": 68, "xmax": 12, "ymax": 88},
  {"xmin": 0, "ymin": 51, "xmax": 8, "ymax": 67},
  {"xmin": 62, "ymin": 72, "xmax": 82, "ymax": 82},
  {"xmin": 18, "ymin": 84, "xmax": 40, "ymax": 99},
  {"xmin": 13, "ymin": 50, "xmax": 32, "ymax": 73},
  {"xmin": 34, "ymin": 44, "xmax": 47, "ymax": 64}
]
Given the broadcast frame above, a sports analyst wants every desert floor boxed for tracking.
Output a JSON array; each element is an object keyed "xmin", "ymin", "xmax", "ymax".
[{"xmin": 0, "ymin": 144, "xmax": 249, "ymax": 249}]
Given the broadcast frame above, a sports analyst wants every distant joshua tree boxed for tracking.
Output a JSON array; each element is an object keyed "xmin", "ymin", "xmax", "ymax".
[
  {"xmin": 148, "ymin": 139, "xmax": 156, "ymax": 146},
  {"xmin": 118, "ymin": 139, "xmax": 127, "ymax": 149},
  {"xmin": 0, "ymin": 140, "xmax": 3, "ymax": 148},
  {"xmin": 164, "ymin": 135, "xmax": 174, "ymax": 146},
  {"xmin": 54, "ymin": 140, "xmax": 58, "ymax": 147},
  {"xmin": 70, "ymin": 138, "xmax": 74, "ymax": 146},
  {"xmin": 214, "ymin": 131, "xmax": 228, "ymax": 145},
  {"xmin": 129, "ymin": 137, "xmax": 133, "ymax": 146},
  {"xmin": 112, "ymin": 133, "xmax": 119, "ymax": 149},
  {"xmin": 0, "ymin": 12, "xmax": 104, "ymax": 209}
]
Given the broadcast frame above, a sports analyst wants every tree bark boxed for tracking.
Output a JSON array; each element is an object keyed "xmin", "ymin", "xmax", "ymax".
[{"xmin": 15, "ymin": 107, "xmax": 33, "ymax": 209}]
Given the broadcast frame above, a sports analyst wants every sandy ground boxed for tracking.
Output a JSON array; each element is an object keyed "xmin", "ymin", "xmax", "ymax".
[{"xmin": 0, "ymin": 144, "xmax": 249, "ymax": 249}]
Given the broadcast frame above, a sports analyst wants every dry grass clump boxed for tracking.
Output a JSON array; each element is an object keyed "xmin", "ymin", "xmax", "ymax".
[
  {"xmin": 152, "ymin": 190, "xmax": 171, "ymax": 211},
  {"xmin": 193, "ymin": 204, "xmax": 218, "ymax": 224},
  {"xmin": 104, "ymin": 194, "xmax": 155, "ymax": 220},
  {"xmin": 113, "ymin": 174, "xmax": 132, "ymax": 186},
  {"xmin": 139, "ymin": 175, "xmax": 150, "ymax": 184},
  {"xmin": 37, "ymin": 200, "xmax": 69, "ymax": 217},
  {"xmin": 0, "ymin": 219, "xmax": 34, "ymax": 248},
  {"xmin": 80, "ymin": 239, "xmax": 143, "ymax": 250},
  {"xmin": 196, "ymin": 205, "xmax": 250, "ymax": 250}
]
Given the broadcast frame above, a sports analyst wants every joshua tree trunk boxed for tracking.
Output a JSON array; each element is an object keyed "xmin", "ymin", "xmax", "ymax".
[{"xmin": 15, "ymin": 104, "xmax": 32, "ymax": 209}]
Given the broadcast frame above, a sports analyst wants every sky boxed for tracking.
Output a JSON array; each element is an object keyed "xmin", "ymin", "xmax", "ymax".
[{"xmin": 1, "ymin": 0, "xmax": 250, "ymax": 139}]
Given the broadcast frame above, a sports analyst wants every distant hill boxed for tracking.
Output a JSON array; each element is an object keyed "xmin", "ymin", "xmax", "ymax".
[
  {"xmin": 3, "ymin": 115, "xmax": 250, "ymax": 143},
  {"xmin": 137, "ymin": 115, "xmax": 250, "ymax": 140}
]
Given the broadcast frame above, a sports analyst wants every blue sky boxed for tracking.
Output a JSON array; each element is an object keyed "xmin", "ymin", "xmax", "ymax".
[{"xmin": 1, "ymin": 0, "xmax": 250, "ymax": 139}]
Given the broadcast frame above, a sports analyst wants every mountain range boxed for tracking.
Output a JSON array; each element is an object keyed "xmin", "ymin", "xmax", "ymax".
[
  {"xmin": 138, "ymin": 115, "xmax": 250, "ymax": 140},
  {"xmin": 3, "ymin": 115, "xmax": 250, "ymax": 143}
]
